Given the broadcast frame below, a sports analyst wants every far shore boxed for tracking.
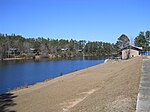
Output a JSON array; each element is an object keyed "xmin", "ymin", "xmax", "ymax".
[
  {"xmin": 0, "ymin": 57, "xmax": 26, "ymax": 61},
  {"xmin": 3, "ymin": 56, "xmax": 143, "ymax": 112},
  {"xmin": 0, "ymin": 53, "xmax": 115, "ymax": 61}
]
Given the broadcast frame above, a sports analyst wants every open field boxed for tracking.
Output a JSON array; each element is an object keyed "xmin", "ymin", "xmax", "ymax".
[{"xmin": 2, "ymin": 57, "xmax": 142, "ymax": 112}]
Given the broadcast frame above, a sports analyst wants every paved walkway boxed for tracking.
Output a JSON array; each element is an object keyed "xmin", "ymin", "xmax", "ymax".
[{"xmin": 136, "ymin": 59, "xmax": 150, "ymax": 112}]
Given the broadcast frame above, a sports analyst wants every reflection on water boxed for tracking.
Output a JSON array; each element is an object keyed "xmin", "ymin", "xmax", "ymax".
[{"xmin": 0, "ymin": 56, "xmax": 105, "ymax": 94}]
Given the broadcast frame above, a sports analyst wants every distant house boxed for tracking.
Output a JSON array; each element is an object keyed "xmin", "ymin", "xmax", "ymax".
[
  {"xmin": 30, "ymin": 48, "xmax": 35, "ymax": 52},
  {"xmin": 121, "ymin": 45, "xmax": 142, "ymax": 59},
  {"xmin": 76, "ymin": 49, "xmax": 82, "ymax": 52},
  {"xmin": 61, "ymin": 48, "xmax": 69, "ymax": 51},
  {"xmin": 8, "ymin": 48, "xmax": 20, "ymax": 55},
  {"xmin": 30, "ymin": 48, "xmax": 36, "ymax": 53},
  {"xmin": 61, "ymin": 48, "xmax": 65, "ymax": 51}
]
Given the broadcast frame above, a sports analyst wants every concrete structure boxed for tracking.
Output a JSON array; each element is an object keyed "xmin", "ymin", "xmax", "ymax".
[
  {"xmin": 136, "ymin": 59, "xmax": 150, "ymax": 112},
  {"xmin": 121, "ymin": 45, "xmax": 142, "ymax": 60}
]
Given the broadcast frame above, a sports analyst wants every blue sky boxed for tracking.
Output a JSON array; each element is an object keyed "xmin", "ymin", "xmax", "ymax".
[{"xmin": 0, "ymin": 0, "xmax": 150, "ymax": 43}]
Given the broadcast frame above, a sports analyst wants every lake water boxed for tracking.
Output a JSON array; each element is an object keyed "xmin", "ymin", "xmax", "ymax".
[
  {"xmin": 141, "ymin": 51, "xmax": 150, "ymax": 56},
  {"xmin": 0, "ymin": 56, "xmax": 105, "ymax": 94}
]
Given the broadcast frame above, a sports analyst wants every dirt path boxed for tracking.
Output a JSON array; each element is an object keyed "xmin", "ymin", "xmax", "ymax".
[{"xmin": 7, "ymin": 57, "xmax": 142, "ymax": 112}]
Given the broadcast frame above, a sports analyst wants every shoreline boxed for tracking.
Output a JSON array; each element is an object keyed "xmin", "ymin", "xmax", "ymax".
[
  {"xmin": 0, "ymin": 57, "xmax": 26, "ymax": 61},
  {"xmin": 1, "ymin": 60, "xmax": 104, "ymax": 94},
  {"xmin": 0, "ymin": 54, "xmax": 113, "ymax": 61},
  {"xmin": 9, "ymin": 61, "xmax": 106, "ymax": 94},
  {"xmin": 3, "ymin": 57, "xmax": 143, "ymax": 112},
  {"xmin": 0, "ymin": 57, "xmax": 105, "ymax": 94},
  {"xmin": 11, "ymin": 58, "xmax": 125, "ymax": 93}
]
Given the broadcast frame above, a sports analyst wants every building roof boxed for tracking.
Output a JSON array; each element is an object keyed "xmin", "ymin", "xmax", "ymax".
[
  {"xmin": 30, "ymin": 48, "xmax": 35, "ymax": 51},
  {"xmin": 9, "ymin": 48, "xmax": 17, "ymax": 51},
  {"xmin": 121, "ymin": 45, "xmax": 143, "ymax": 51}
]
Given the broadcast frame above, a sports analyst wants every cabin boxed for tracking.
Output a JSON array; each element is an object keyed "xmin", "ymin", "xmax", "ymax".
[
  {"xmin": 76, "ymin": 49, "xmax": 82, "ymax": 52},
  {"xmin": 30, "ymin": 48, "xmax": 37, "ymax": 54},
  {"xmin": 8, "ymin": 48, "xmax": 20, "ymax": 55},
  {"xmin": 121, "ymin": 45, "xmax": 142, "ymax": 60},
  {"xmin": 61, "ymin": 48, "xmax": 69, "ymax": 51}
]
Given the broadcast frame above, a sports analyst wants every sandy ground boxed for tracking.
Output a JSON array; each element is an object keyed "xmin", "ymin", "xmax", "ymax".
[{"xmin": 5, "ymin": 57, "xmax": 142, "ymax": 112}]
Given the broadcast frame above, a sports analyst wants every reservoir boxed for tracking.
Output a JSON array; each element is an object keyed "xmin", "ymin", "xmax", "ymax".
[{"xmin": 0, "ymin": 56, "xmax": 104, "ymax": 94}]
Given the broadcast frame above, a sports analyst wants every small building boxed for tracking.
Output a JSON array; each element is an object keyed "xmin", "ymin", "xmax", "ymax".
[
  {"xmin": 76, "ymin": 49, "xmax": 82, "ymax": 52},
  {"xmin": 8, "ymin": 48, "xmax": 20, "ymax": 55},
  {"xmin": 61, "ymin": 48, "xmax": 69, "ymax": 51},
  {"xmin": 30, "ymin": 48, "xmax": 37, "ymax": 53},
  {"xmin": 121, "ymin": 45, "xmax": 142, "ymax": 59}
]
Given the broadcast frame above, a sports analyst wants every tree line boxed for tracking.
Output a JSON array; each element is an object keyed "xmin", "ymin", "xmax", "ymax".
[
  {"xmin": 134, "ymin": 31, "xmax": 150, "ymax": 51},
  {"xmin": 0, "ymin": 30, "xmax": 150, "ymax": 59},
  {"xmin": 0, "ymin": 34, "xmax": 117, "ymax": 59}
]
